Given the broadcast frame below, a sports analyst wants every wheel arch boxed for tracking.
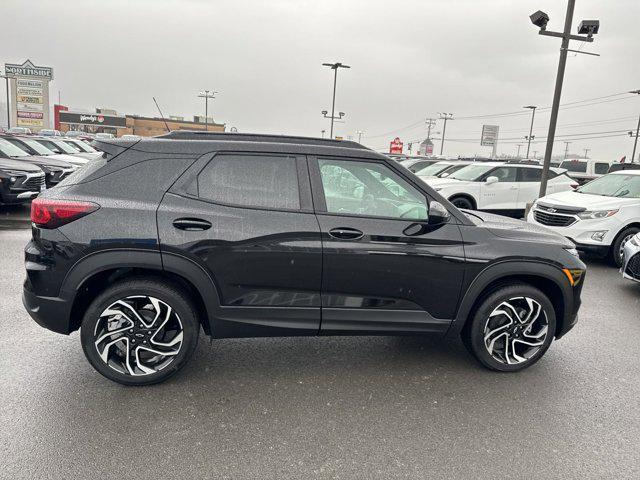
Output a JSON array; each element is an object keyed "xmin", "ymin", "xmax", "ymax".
[
  {"xmin": 448, "ymin": 193, "xmax": 477, "ymax": 209},
  {"xmin": 447, "ymin": 261, "xmax": 572, "ymax": 339},
  {"xmin": 62, "ymin": 249, "xmax": 220, "ymax": 335}
]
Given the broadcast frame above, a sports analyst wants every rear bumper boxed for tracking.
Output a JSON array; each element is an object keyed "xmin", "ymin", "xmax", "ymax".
[{"xmin": 22, "ymin": 280, "xmax": 73, "ymax": 335}]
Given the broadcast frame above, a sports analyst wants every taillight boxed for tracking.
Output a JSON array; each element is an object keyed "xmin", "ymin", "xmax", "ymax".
[{"xmin": 31, "ymin": 198, "xmax": 99, "ymax": 229}]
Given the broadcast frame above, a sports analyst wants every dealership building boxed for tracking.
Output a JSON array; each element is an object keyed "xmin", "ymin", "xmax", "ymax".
[{"xmin": 55, "ymin": 107, "xmax": 225, "ymax": 137}]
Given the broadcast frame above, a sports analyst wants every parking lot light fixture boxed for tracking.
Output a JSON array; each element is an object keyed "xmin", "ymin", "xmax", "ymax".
[
  {"xmin": 438, "ymin": 113, "xmax": 454, "ymax": 155},
  {"xmin": 531, "ymin": 0, "xmax": 600, "ymax": 198},
  {"xmin": 524, "ymin": 106, "xmax": 537, "ymax": 158},
  {"xmin": 629, "ymin": 90, "xmax": 640, "ymax": 163},
  {"xmin": 322, "ymin": 62, "xmax": 350, "ymax": 138}
]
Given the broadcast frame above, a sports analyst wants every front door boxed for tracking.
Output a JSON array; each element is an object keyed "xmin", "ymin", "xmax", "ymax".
[
  {"xmin": 479, "ymin": 165, "xmax": 520, "ymax": 210},
  {"xmin": 309, "ymin": 156, "xmax": 466, "ymax": 334},
  {"xmin": 158, "ymin": 152, "xmax": 322, "ymax": 337}
]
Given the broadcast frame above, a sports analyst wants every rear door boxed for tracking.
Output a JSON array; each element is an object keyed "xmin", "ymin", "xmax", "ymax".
[
  {"xmin": 309, "ymin": 156, "xmax": 465, "ymax": 334},
  {"xmin": 157, "ymin": 152, "xmax": 322, "ymax": 337},
  {"xmin": 516, "ymin": 166, "xmax": 543, "ymax": 207},
  {"xmin": 479, "ymin": 166, "xmax": 519, "ymax": 210}
]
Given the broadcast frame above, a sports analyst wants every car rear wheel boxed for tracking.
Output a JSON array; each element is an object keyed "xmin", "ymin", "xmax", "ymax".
[
  {"xmin": 80, "ymin": 278, "xmax": 200, "ymax": 385},
  {"xmin": 462, "ymin": 284, "xmax": 556, "ymax": 372},
  {"xmin": 610, "ymin": 227, "xmax": 640, "ymax": 268},
  {"xmin": 449, "ymin": 196, "xmax": 474, "ymax": 210}
]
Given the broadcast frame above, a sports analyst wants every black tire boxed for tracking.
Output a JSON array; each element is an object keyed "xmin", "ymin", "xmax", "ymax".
[
  {"xmin": 462, "ymin": 284, "xmax": 556, "ymax": 372},
  {"xmin": 80, "ymin": 277, "xmax": 200, "ymax": 385},
  {"xmin": 610, "ymin": 227, "xmax": 640, "ymax": 268},
  {"xmin": 450, "ymin": 196, "xmax": 474, "ymax": 210}
]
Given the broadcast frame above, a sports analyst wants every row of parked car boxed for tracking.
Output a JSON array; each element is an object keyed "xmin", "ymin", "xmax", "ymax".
[
  {"xmin": 395, "ymin": 155, "xmax": 640, "ymax": 271},
  {"xmin": 0, "ymin": 134, "xmax": 102, "ymax": 206},
  {"xmin": 1, "ymin": 126, "xmax": 116, "ymax": 141}
]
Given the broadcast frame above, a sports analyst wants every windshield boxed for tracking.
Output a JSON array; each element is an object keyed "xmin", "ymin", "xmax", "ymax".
[
  {"xmin": 415, "ymin": 162, "xmax": 452, "ymax": 176},
  {"xmin": 68, "ymin": 140, "xmax": 97, "ymax": 152},
  {"xmin": 0, "ymin": 138, "xmax": 30, "ymax": 157},
  {"xmin": 560, "ymin": 160, "xmax": 587, "ymax": 173},
  {"xmin": 42, "ymin": 139, "xmax": 78, "ymax": 154},
  {"xmin": 577, "ymin": 174, "xmax": 640, "ymax": 198},
  {"xmin": 19, "ymin": 138, "xmax": 56, "ymax": 155},
  {"xmin": 438, "ymin": 164, "xmax": 467, "ymax": 177},
  {"xmin": 449, "ymin": 164, "xmax": 495, "ymax": 181},
  {"xmin": 61, "ymin": 140, "xmax": 82, "ymax": 152}
]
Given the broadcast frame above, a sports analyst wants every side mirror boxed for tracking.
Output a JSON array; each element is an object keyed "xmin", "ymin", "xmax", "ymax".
[
  {"xmin": 428, "ymin": 201, "xmax": 451, "ymax": 225},
  {"xmin": 486, "ymin": 176, "xmax": 499, "ymax": 185}
]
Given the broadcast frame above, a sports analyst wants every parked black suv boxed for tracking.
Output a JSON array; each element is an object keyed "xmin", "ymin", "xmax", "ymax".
[{"xmin": 22, "ymin": 132, "xmax": 586, "ymax": 385}]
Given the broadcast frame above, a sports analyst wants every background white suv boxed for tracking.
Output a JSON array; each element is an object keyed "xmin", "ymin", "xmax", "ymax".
[
  {"xmin": 426, "ymin": 162, "xmax": 576, "ymax": 216},
  {"xmin": 527, "ymin": 170, "xmax": 640, "ymax": 266}
]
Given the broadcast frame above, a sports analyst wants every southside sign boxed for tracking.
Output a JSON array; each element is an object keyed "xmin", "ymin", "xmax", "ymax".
[{"xmin": 4, "ymin": 59, "xmax": 54, "ymax": 80}]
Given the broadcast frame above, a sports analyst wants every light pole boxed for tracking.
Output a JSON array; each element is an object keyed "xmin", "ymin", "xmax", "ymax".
[
  {"xmin": 438, "ymin": 113, "xmax": 453, "ymax": 155},
  {"xmin": 563, "ymin": 141, "xmax": 572, "ymax": 159},
  {"xmin": 517, "ymin": 144, "xmax": 523, "ymax": 158},
  {"xmin": 524, "ymin": 105, "xmax": 537, "ymax": 158},
  {"xmin": 356, "ymin": 130, "xmax": 364, "ymax": 143},
  {"xmin": 197, "ymin": 90, "xmax": 218, "ymax": 131},
  {"xmin": 533, "ymin": 150, "xmax": 539, "ymax": 159},
  {"xmin": 0, "ymin": 71, "xmax": 10, "ymax": 129},
  {"xmin": 530, "ymin": 2, "xmax": 599, "ymax": 197},
  {"xmin": 583, "ymin": 148, "xmax": 590, "ymax": 158},
  {"xmin": 629, "ymin": 90, "xmax": 640, "ymax": 163},
  {"xmin": 322, "ymin": 62, "xmax": 350, "ymax": 138},
  {"xmin": 321, "ymin": 129, "xmax": 326, "ymax": 138}
]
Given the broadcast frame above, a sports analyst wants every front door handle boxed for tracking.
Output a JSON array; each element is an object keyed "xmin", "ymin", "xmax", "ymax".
[
  {"xmin": 329, "ymin": 227, "xmax": 364, "ymax": 240},
  {"xmin": 172, "ymin": 218, "xmax": 212, "ymax": 231}
]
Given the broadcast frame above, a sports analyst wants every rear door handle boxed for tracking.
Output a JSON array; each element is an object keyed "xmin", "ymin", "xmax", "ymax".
[
  {"xmin": 329, "ymin": 227, "xmax": 364, "ymax": 240},
  {"xmin": 172, "ymin": 218, "xmax": 212, "ymax": 231}
]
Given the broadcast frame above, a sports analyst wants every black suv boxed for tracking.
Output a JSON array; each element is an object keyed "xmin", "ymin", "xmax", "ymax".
[{"xmin": 22, "ymin": 132, "xmax": 586, "ymax": 385}]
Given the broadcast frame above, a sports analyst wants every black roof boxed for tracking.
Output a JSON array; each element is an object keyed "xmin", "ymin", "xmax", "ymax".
[
  {"xmin": 156, "ymin": 130, "xmax": 366, "ymax": 149},
  {"xmin": 94, "ymin": 131, "xmax": 383, "ymax": 160}
]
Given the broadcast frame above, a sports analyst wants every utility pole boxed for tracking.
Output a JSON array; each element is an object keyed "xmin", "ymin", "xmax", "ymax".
[
  {"xmin": 425, "ymin": 118, "xmax": 436, "ymax": 155},
  {"xmin": 524, "ymin": 105, "xmax": 537, "ymax": 158},
  {"xmin": 583, "ymin": 148, "xmax": 590, "ymax": 158},
  {"xmin": 530, "ymin": 1, "xmax": 599, "ymax": 197},
  {"xmin": 0, "ymin": 71, "xmax": 10, "ymax": 129},
  {"xmin": 438, "ymin": 113, "xmax": 453, "ymax": 155},
  {"xmin": 198, "ymin": 90, "xmax": 217, "ymax": 131},
  {"xmin": 629, "ymin": 90, "xmax": 640, "ymax": 163},
  {"xmin": 322, "ymin": 62, "xmax": 350, "ymax": 138},
  {"xmin": 563, "ymin": 141, "xmax": 572, "ymax": 159}
]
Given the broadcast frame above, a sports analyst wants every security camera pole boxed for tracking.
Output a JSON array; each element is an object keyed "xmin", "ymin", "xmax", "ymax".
[
  {"xmin": 322, "ymin": 62, "xmax": 350, "ymax": 138},
  {"xmin": 524, "ymin": 106, "xmax": 537, "ymax": 158},
  {"xmin": 531, "ymin": 0, "xmax": 599, "ymax": 197},
  {"xmin": 438, "ymin": 113, "xmax": 454, "ymax": 155}
]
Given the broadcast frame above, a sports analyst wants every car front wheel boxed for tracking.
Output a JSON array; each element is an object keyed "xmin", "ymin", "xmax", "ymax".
[
  {"xmin": 611, "ymin": 227, "xmax": 640, "ymax": 268},
  {"xmin": 449, "ymin": 196, "xmax": 474, "ymax": 210},
  {"xmin": 80, "ymin": 278, "xmax": 200, "ymax": 385},
  {"xmin": 462, "ymin": 284, "xmax": 556, "ymax": 372}
]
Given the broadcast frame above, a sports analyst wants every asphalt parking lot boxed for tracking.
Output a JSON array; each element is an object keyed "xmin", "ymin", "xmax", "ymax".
[{"xmin": 1, "ymin": 218, "xmax": 639, "ymax": 479}]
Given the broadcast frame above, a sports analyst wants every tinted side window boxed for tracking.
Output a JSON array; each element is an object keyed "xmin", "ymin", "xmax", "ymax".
[
  {"xmin": 487, "ymin": 167, "xmax": 517, "ymax": 182},
  {"xmin": 595, "ymin": 163, "xmax": 609, "ymax": 175},
  {"xmin": 198, "ymin": 154, "xmax": 300, "ymax": 210},
  {"xmin": 519, "ymin": 167, "xmax": 542, "ymax": 182}
]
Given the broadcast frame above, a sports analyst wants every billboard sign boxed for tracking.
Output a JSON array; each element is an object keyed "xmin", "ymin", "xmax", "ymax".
[
  {"xmin": 58, "ymin": 111, "xmax": 127, "ymax": 128},
  {"xmin": 4, "ymin": 60, "xmax": 53, "ymax": 131},
  {"xmin": 481, "ymin": 125, "xmax": 499, "ymax": 146}
]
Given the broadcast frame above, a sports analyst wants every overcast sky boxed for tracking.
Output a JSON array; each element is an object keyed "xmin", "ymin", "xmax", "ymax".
[{"xmin": 2, "ymin": 0, "xmax": 640, "ymax": 158}]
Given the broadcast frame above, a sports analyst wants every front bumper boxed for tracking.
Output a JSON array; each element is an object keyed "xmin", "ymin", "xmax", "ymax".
[
  {"xmin": 621, "ymin": 235, "xmax": 640, "ymax": 283},
  {"xmin": 526, "ymin": 207, "xmax": 623, "ymax": 254}
]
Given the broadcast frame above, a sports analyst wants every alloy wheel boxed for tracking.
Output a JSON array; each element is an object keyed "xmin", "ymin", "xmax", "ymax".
[
  {"xmin": 619, "ymin": 234, "xmax": 634, "ymax": 263},
  {"xmin": 94, "ymin": 295, "xmax": 184, "ymax": 376},
  {"xmin": 483, "ymin": 296, "xmax": 548, "ymax": 365}
]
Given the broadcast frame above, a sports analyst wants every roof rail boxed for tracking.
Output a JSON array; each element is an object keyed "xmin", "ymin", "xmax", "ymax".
[{"xmin": 155, "ymin": 130, "xmax": 367, "ymax": 149}]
